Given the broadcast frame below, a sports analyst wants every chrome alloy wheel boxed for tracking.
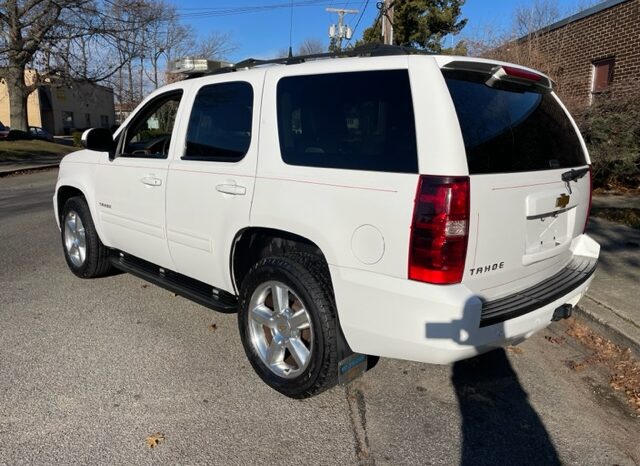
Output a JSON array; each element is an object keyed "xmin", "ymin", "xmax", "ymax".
[
  {"xmin": 248, "ymin": 281, "xmax": 314, "ymax": 379},
  {"xmin": 63, "ymin": 210, "xmax": 87, "ymax": 267}
]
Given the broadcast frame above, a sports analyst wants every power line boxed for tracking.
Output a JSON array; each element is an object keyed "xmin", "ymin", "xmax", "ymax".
[
  {"xmin": 346, "ymin": 0, "xmax": 369, "ymax": 44},
  {"xmin": 175, "ymin": 1, "xmax": 336, "ymax": 19}
]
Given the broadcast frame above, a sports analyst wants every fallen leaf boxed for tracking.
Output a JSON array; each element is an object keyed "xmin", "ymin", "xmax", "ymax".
[
  {"xmin": 566, "ymin": 319, "xmax": 640, "ymax": 412},
  {"xmin": 146, "ymin": 432, "xmax": 165, "ymax": 449},
  {"xmin": 507, "ymin": 345, "xmax": 523, "ymax": 354},
  {"xmin": 566, "ymin": 360, "xmax": 586, "ymax": 372},
  {"xmin": 545, "ymin": 335, "xmax": 565, "ymax": 344}
]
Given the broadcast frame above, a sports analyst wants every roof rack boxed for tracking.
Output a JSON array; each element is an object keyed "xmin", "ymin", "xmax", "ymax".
[{"xmin": 182, "ymin": 43, "xmax": 431, "ymax": 79}]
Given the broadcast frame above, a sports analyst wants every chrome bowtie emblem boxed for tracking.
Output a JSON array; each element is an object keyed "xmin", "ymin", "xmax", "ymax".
[{"xmin": 556, "ymin": 194, "xmax": 570, "ymax": 209}]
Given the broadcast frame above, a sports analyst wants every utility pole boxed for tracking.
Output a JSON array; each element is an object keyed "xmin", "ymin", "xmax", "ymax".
[
  {"xmin": 380, "ymin": 0, "xmax": 394, "ymax": 45},
  {"xmin": 327, "ymin": 8, "xmax": 358, "ymax": 51}
]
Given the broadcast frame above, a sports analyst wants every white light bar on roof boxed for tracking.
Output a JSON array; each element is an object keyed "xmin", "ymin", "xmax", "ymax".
[{"xmin": 167, "ymin": 57, "xmax": 233, "ymax": 75}]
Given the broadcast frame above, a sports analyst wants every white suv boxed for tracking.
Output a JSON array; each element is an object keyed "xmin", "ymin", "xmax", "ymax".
[{"xmin": 54, "ymin": 48, "xmax": 599, "ymax": 398}]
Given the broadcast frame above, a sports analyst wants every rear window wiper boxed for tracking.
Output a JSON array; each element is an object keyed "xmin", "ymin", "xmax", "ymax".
[
  {"xmin": 561, "ymin": 167, "xmax": 589, "ymax": 183},
  {"xmin": 561, "ymin": 167, "xmax": 589, "ymax": 193}
]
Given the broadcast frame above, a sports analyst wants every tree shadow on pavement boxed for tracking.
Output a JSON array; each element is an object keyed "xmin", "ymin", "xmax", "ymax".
[{"xmin": 452, "ymin": 348, "xmax": 560, "ymax": 466}]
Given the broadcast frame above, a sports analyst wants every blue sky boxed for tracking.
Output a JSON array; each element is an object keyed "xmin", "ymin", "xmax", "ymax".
[{"xmin": 172, "ymin": 0, "xmax": 591, "ymax": 62}]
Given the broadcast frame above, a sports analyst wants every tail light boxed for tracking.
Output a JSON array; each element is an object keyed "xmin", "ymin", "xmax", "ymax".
[
  {"xmin": 409, "ymin": 175, "xmax": 470, "ymax": 284},
  {"xmin": 583, "ymin": 165, "xmax": 593, "ymax": 233}
]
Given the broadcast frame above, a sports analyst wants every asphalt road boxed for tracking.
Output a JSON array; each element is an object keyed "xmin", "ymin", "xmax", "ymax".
[{"xmin": 1, "ymin": 170, "xmax": 638, "ymax": 465}]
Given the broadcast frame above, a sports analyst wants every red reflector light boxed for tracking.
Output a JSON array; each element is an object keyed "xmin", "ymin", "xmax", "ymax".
[
  {"xmin": 409, "ymin": 176, "xmax": 470, "ymax": 284},
  {"xmin": 502, "ymin": 66, "xmax": 542, "ymax": 82}
]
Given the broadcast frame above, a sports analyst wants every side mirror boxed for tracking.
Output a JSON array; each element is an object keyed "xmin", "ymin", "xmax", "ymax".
[{"xmin": 81, "ymin": 128, "xmax": 116, "ymax": 158}]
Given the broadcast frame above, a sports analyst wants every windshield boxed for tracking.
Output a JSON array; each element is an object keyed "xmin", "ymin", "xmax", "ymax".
[{"xmin": 444, "ymin": 71, "xmax": 586, "ymax": 174}]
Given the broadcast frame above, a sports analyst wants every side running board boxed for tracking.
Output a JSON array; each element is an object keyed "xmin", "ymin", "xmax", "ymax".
[{"xmin": 110, "ymin": 252, "xmax": 238, "ymax": 313}]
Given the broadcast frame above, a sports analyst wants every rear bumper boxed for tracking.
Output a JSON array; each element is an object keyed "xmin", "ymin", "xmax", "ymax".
[{"xmin": 331, "ymin": 234, "xmax": 599, "ymax": 364}]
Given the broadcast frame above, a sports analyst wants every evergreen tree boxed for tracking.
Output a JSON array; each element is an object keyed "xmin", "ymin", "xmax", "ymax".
[{"xmin": 359, "ymin": 0, "xmax": 467, "ymax": 53}]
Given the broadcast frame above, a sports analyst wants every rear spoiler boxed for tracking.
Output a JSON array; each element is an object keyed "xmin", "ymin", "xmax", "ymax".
[{"xmin": 441, "ymin": 60, "xmax": 554, "ymax": 93}]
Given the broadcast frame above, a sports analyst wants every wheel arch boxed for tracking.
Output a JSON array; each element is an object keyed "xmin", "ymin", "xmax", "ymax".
[
  {"xmin": 56, "ymin": 185, "xmax": 85, "ymax": 222},
  {"xmin": 230, "ymin": 227, "xmax": 331, "ymax": 294},
  {"xmin": 54, "ymin": 181, "xmax": 105, "ymax": 244}
]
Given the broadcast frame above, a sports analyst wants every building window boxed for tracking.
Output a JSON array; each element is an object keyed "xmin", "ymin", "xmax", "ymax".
[
  {"xmin": 592, "ymin": 58, "xmax": 614, "ymax": 93},
  {"xmin": 100, "ymin": 115, "xmax": 109, "ymax": 128},
  {"xmin": 85, "ymin": 113, "xmax": 91, "ymax": 127},
  {"xmin": 62, "ymin": 111, "xmax": 74, "ymax": 129}
]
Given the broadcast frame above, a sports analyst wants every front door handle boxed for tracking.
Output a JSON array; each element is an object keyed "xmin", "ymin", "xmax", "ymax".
[
  {"xmin": 216, "ymin": 183, "xmax": 246, "ymax": 196},
  {"xmin": 141, "ymin": 176, "xmax": 162, "ymax": 187}
]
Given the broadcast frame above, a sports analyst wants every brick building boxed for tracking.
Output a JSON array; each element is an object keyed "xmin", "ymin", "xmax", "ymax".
[{"xmin": 517, "ymin": 0, "xmax": 639, "ymax": 108}]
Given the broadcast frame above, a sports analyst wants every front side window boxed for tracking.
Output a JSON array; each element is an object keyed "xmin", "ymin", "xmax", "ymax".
[
  {"xmin": 120, "ymin": 91, "xmax": 182, "ymax": 159},
  {"xmin": 276, "ymin": 70, "xmax": 418, "ymax": 173},
  {"xmin": 184, "ymin": 82, "xmax": 253, "ymax": 162}
]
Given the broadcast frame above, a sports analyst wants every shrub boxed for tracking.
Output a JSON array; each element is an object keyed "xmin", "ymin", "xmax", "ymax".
[
  {"xmin": 575, "ymin": 94, "xmax": 640, "ymax": 190},
  {"xmin": 72, "ymin": 131, "xmax": 83, "ymax": 147}
]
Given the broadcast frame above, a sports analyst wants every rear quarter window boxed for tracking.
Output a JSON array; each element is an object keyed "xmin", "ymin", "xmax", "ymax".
[
  {"xmin": 276, "ymin": 70, "xmax": 418, "ymax": 173},
  {"xmin": 444, "ymin": 71, "xmax": 586, "ymax": 174}
]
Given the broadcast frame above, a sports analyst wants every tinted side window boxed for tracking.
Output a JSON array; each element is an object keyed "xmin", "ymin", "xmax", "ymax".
[
  {"xmin": 277, "ymin": 70, "xmax": 418, "ymax": 173},
  {"xmin": 184, "ymin": 82, "xmax": 253, "ymax": 162},
  {"xmin": 444, "ymin": 71, "xmax": 586, "ymax": 174}
]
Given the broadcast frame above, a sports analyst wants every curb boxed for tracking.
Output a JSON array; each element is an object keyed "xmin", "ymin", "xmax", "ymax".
[
  {"xmin": 0, "ymin": 163, "xmax": 60, "ymax": 177},
  {"xmin": 574, "ymin": 296, "xmax": 640, "ymax": 358}
]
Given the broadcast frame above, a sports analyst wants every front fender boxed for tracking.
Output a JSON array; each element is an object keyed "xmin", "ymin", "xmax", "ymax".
[{"xmin": 54, "ymin": 154, "xmax": 105, "ymax": 242}]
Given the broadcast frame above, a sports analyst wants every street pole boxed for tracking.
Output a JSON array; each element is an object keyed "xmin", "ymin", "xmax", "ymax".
[
  {"xmin": 381, "ymin": 0, "xmax": 394, "ymax": 45},
  {"xmin": 327, "ymin": 8, "xmax": 358, "ymax": 50}
]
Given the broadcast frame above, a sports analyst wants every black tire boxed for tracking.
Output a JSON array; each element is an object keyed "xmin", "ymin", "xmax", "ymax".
[
  {"xmin": 238, "ymin": 255, "xmax": 339, "ymax": 398},
  {"xmin": 285, "ymin": 252, "xmax": 381, "ymax": 373},
  {"xmin": 60, "ymin": 196, "xmax": 112, "ymax": 278}
]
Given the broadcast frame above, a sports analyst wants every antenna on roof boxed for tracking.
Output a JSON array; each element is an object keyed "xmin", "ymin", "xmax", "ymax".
[{"xmin": 288, "ymin": 0, "xmax": 294, "ymax": 58}]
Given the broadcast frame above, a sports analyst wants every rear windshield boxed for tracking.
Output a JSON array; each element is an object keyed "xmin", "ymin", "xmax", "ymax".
[{"xmin": 444, "ymin": 71, "xmax": 586, "ymax": 174}]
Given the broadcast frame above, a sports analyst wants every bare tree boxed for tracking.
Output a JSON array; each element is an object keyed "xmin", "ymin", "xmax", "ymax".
[
  {"xmin": 141, "ymin": 1, "xmax": 189, "ymax": 90},
  {"xmin": 138, "ymin": 4, "xmax": 236, "ymax": 93},
  {"xmin": 191, "ymin": 31, "xmax": 237, "ymax": 61},
  {"xmin": 513, "ymin": 0, "xmax": 561, "ymax": 38},
  {"xmin": 0, "ymin": 0, "xmax": 155, "ymax": 131},
  {"xmin": 297, "ymin": 38, "xmax": 325, "ymax": 55}
]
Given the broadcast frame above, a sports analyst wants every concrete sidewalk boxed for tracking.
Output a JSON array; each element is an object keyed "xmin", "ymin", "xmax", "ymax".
[{"xmin": 578, "ymin": 195, "xmax": 640, "ymax": 354}]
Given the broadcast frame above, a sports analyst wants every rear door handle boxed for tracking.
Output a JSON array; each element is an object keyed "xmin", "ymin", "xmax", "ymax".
[
  {"xmin": 216, "ymin": 183, "xmax": 246, "ymax": 196},
  {"xmin": 141, "ymin": 176, "xmax": 162, "ymax": 187}
]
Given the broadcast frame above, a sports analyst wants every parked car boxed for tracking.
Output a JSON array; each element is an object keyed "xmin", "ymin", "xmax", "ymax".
[
  {"xmin": 6, "ymin": 129, "xmax": 31, "ymax": 141},
  {"xmin": 28, "ymin": 126, "xmax": 54, "ymax": 142},
  {"xmin": 53, "ymin": 46, "xmax": 599, "ymax": 398},
  {"xmin": 0, "ymin": 122, "xmax": 9, "ymax": 139}
]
